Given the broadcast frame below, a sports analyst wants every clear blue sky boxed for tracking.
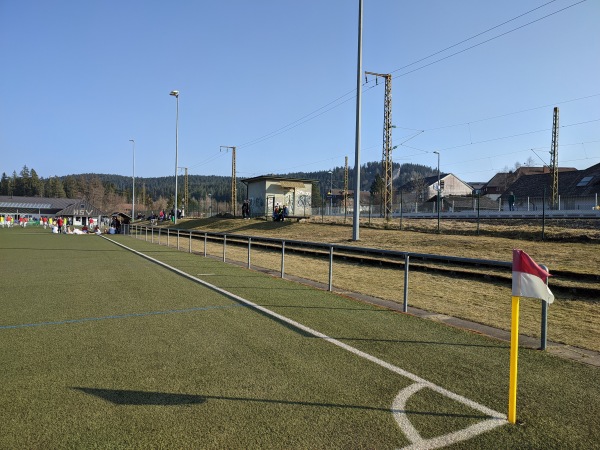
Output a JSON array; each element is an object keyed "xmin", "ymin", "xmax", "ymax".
[{"xmin": 1, "ymin": 0, "xmax": 598, "ymax": 185}]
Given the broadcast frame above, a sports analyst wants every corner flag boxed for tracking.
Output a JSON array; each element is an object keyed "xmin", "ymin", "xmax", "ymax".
[
  {"xmin": 508, "ymin": 249, "xmax": 553, "ymax": 424},
  {"xmin": 512, "ymin": 249, "xmax": 554, "ymax": 303}
]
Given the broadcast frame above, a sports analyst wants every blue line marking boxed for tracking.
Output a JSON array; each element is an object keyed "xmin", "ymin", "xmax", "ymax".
[{"xmin": 0, "ymin": 304, "xmax": 245, "ymax": 330}]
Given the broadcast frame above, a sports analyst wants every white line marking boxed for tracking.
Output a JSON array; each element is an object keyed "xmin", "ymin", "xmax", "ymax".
[
  {"xmin": 105, "ymin": 236, "xmax": 508, "ymax": 448},
  {"xmin": 392, "ymin": 383, "xmax": 506, "ymax": 449}
]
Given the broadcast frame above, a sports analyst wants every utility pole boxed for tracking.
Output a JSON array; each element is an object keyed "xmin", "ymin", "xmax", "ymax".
[
  {"xmin": 365, "ymin": 71, "xmax": 393, "ymax": 220},
  {"xmin": 142, "ymin": 182, "xmax": 146, "ymax": 211},
  {"xmin": 177, "ymin": 167, "xmax": 188, "ymax": 217},
  {"xmin": 184, "ymin": 167, "xmax": 189, "ymax": 216},
  {"xmin": 344, "ymin": 156, "xmax": 349, "ymax": 218},
  {"xmin": 220, "ymin": 146, "xmax": 237, "ymax": 216},
  {"xmin": 550, "ymin": 107, "xmax": 559, "ymax": 209}
]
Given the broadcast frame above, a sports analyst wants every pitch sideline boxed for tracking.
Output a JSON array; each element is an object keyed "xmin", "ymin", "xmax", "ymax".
[{"xmin": 104, "ymin": 235, "xmax": 508, "ymax": 448}]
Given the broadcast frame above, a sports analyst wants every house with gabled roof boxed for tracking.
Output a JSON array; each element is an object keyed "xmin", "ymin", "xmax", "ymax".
[
  {"xmin": 501, "ymin": 163, "xmax": 600, "ymax": 211},
  {"xmin": 483, "ymin": 166, "xmax": 577, "ymax": 200},
  {"xmin": 399, "ymin": 173, "xmax": 473, "ymax": 200},
  {"xmin": 397, "ymin": 173, "xmax": 474, "ymax": 212},
  {"xmin": 55, "ymin": 199, "xmax": 107, "ymax": 227}
]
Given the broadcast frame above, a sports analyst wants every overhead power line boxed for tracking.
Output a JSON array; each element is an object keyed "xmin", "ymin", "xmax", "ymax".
[
  {"xmin": 392, "ymin": 0, "xmax": 587, "ymax": 80},
  {"xmin": 389, "ymin": 0, "xmax": 560, "ymax": 75},
  {"xmin": 233, "ymin": 0, "xmax": 587, "ymax": 153}
]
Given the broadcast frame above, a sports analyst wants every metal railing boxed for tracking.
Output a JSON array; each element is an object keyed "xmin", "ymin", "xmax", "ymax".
[{"xmin": 127, "ymin": 224, "xmax": 553, "ymax": 350}]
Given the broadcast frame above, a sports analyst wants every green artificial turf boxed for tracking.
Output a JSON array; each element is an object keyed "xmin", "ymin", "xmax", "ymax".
[{"xmin": 1, "ymin": 227, "xmax": 599, "ymax": 449}]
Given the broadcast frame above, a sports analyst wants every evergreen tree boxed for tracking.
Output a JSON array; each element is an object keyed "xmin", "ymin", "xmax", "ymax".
[
  {"xmin": 30, "ymin": 169, "xmax": 44, "ymax": 196},
  {"xmin": 370, "ymin": 173, "xmax": 385, "ymax": 206},
  {"xmin": 63, "ymin": 176, "xmax": 79, "ymax": 198},
  {"xmin": 47, "ymin": 176, "xmax": 66, "ymax": 198},
  {"xmin": 12, "ymin": 171, "xmax": 24, "ymax": 196},
  {"xmin": 311, "ymin": 181, "xmax": 322, "ymax": 207},
  {"xmin": 0, "ymin": 172, "xmax": 10, "ymax": 195},
  {"xmin": 20, "ymin": 165, "xmax": 32, "ymax": 196}
]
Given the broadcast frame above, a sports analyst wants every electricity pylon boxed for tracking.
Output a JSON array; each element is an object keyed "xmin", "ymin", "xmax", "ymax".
[
  {"xmin": 177, "ymin": 167, "xmax": 188, "ymax": 216},
  {"xmin": 365, "ymin": 71, "xmax": 393, "ymax": 219},
  {"xmin": 220, "ymin": 146, "xmax": 237, "ymax": 216},
  {"xmin": 550, "ymin": 107, "xmax": 559, "ymax": 209}
]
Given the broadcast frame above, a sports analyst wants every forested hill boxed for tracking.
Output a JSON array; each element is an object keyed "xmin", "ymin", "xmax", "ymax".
[
  {"xmin": 86, "ymin": 161, "xmax": 435, "ymax": 200},
  {"xmin": 285, "ymin": 161, "xmax": 435, "ymax": 194},
  {"xmin": 1, "ymin": 161, "xmax": 435, "ymax": 209}
]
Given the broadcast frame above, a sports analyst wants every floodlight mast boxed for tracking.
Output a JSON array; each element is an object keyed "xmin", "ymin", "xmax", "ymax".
[
  {"xmin": 129, "ymin": 139, "xmax": 135, "ymax": 221},
  {"xmin": 434, "ymin": 151, "xmax": 440, "ymax": 233},
  {"xmin": 170, "ymin": 90, "xmax": 179, "ymax": 224},
  {"xmin": 352, "ymin": 0, "xmax": 363, "ymax": 241}
]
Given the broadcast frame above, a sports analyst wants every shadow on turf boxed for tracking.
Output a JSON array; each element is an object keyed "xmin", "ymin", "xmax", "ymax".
[
  {"xmin": 71, "ymin": 387, "xmax": 490, "ymax": 419},
  {"xmin": 72, "ymin": 387, "xmax": 206, "ymax": 405}
]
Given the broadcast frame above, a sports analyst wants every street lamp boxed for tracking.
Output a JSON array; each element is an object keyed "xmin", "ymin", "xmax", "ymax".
[
  {"xmin": 433, "ymin": 150, "xmax": 440, "ymax": 233},
  {"xmin": 170, "ymin": 90, "xmax": 179, "ymax": 224},
  {"xmin": 328, "ymin": 170, "xmax": 333, "ymax": 215},
  {"xmin": 129, "ymin": 139, "xmax": 135, "ymax": 221},
  {"xmin": 352, "ymin": 0, "xmax": 363, "ymax": 241}
]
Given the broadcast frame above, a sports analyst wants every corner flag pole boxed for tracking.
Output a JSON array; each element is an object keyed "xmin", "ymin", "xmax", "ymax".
[
  {"xmin": 509, "ymin": 249, "xmax": 554, "ymax": 425},
  {"xmin": 508, "ymin": 295, "xmax": 520, "ymax": 424}
]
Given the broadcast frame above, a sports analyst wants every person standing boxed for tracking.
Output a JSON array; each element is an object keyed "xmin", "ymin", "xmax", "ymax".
[
  {"xmin": 57, "ymin": 217, "xmax": 63, "ymax": 233},
  {"xmin": 508, "ymin": 192, "xmax": 516, "ymax": 211}
]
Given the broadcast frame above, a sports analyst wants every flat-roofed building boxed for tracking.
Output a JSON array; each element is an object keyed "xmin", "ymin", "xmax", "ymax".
[{"xmin": 241, "ymin": 176, "xmax": 315, "ymax": 218}]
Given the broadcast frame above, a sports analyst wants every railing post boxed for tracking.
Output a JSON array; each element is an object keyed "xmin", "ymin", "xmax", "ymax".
[
  {"xmin": 158, "ymin": 228, "xmax": 161, "ymax": 245},
  {"xmin": 403, "ymin": 254, "xmax": 410, "ymax": 312},
  {"xmin": 540, "ymin": 264, "xmax": 549, "ymax": 350},
  {"xmin": 145, "ymin": 227, "xmax": 148, "ymax": 242},
  {"xmin": 167, "ymin": 229, "xmax": 170, "ymax": 247},
  {"xmin": 328, "ymin": 246, "xmax": 333, "ymax": 291},
  {"xmin": 281, "ymin": 241, "xmax": 285, "ymax": 278},
  {"xmin": 204, "ymin": 233, "xmax": 207, "ymax": 257},
  {"xmin": 248, "ymin": 237, "xmax": 252, "ymax": 269},
  {"xmin": 223, "ymin": 235, "xmax": 227, "ymax": 262},
  {"xmin": 177, "ymin": 230, "xmax": 180, "ymax": 250},
  {"xmin": 189, "ymin": 231, "xmax": 192, "ymax": 253}
]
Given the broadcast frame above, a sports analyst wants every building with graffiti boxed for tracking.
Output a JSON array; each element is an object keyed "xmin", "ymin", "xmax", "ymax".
[{"xmin": 241, "ymin": 176, "xmax": 314, "ymax": 218}]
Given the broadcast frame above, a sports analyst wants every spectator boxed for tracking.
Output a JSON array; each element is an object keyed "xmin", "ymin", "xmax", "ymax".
[{"xmin": 508, "ymin": 192, "xmax": 516, "ymax": 211}]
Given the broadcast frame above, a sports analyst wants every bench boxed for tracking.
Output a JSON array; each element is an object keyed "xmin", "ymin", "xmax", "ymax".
[
  {"xmin": 265, "ymin": 215, "xmax": 311, "ymax": 222},
  {"xmin": 285, "ymin": 215, "xmax": 310, "ymax": 222}
]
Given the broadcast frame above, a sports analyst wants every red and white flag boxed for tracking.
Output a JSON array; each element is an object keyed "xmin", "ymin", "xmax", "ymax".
[{"xmin": 512, "ymin": 249, "xmax": 554, "ymax": 303}]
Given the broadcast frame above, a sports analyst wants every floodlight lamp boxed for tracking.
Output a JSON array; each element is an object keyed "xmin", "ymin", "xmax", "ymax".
[{"xmin": 170, "ymin": 90, "xmax": 179, "ymax": 97}]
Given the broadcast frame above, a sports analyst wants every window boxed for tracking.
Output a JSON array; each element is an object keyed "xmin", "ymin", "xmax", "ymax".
[{"xmin": 576, "ymin": 176, "xmax": 593, "ymax": 187}]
